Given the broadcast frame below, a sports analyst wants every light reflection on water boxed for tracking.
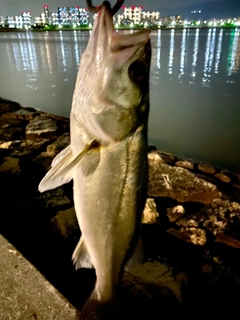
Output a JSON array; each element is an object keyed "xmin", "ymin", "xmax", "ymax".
[{"xmin": 0, "ymin": 29, "xmax": 240, "ymax": 172}]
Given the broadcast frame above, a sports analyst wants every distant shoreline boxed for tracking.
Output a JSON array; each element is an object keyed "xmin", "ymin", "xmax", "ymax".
[{"xmin": 0, "ymin": 26, "xmax": 239, "ymax": 33}]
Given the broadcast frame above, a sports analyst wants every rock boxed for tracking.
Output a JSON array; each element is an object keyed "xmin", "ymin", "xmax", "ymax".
[
  {"xmin": 0, "ymin": 118, "xmax": 26, "ymax": 141},
  {"xmin": 122, "ymin": 260, "xmax": 184, "ymax": 304},
  {"xmin": 215, "ymin": 173, "xmax": 231, "ymax": 183},
  {"xmin": 0, "ymin": 97, "xmax": 21, "ymax": 115},
  {"xmin": 167, "ymin": 205, "xmax": 185, "ymax": 222},
  {"xmin": 148, "ymin": 152, "xmax": 221, "ymax": 204},
  {"xmin": 0, "ymin": 156, "xmax": 21, "ymax": 175},
  {"xmin": 147, "ymin": 145, "xmax": 157, "ymax": 152},
  {"xmin": 37, "ymin": 188, "xmax": 71, "ymax": 212},
  {"xmin": 175, "ymin": 160, "xmax": 194, "ymax": 170},
  {"xmin": 0, "ymin": 139, "xmax": 49, "ymax": 158},
  {"xmin": 154, "ymin": 151, "xmax": 176, "ymax": 164},
  {"xmin": 0, "ymin": 126, "xmax": 25, "ymax": 142},
  {"xmin": 177, "ymin": 199, "xmax": 240, "ymax": 249},
  {"xmin": 215, "ymin": 234, "xmax": 240, "ymax": 249},
  {"xmin": 47, "ymin": 133, "xmax": 70, "ymax": 155},
  {"xmin": 33, "ymin": 151, "xmax": 55, "ymax": 171},
  {"xmin": 176, "ymin": 216, "xmax": 200, "ymax": 228},
  {"xmin": 22, "ymin": 106, "xmax": 38, "ymax": 112},
  {"xmin": 201, "ymin": 199, "xmax": 240, "ymax": 234},
  {"xmin": 167, "ymin": 227, "xmax": 207, "ymax": 246},
  {"xmin": 142, "ymin": 198, "xmax": 159, "ymax": 224},
  {"xmin": 233, "ymin": 180, "xmax": 240, "ymax": 190},
  {"xmin": 202, "ymin": 264, "xmax": 213, "ymax": 274},
  {"xmin": 25, "ymin": 115, "xmax": 59, "ymax": 140},
  {"xmin": 201, "ymin": 199, "xmax": 240, "ymax": 248},
  {"xmin": 198, "ymin": 163, "xmax": 216, "ymax": 174},
  {"xmin": 51, "ymin": 207, "xmax": 79, "ymax": 241},
  {"xmin": 1, "ymin": 109, "xmax": 39, "ymax": 121}
]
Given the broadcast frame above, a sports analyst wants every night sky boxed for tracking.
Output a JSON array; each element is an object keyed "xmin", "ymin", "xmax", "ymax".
[{"xmin": 0, "ymin": 0, "xmax": 223, "ymax": 16}]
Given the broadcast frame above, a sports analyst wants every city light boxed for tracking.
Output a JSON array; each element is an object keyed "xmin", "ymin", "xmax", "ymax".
[{"xmin": 0, "ymin": 4, "xmax": 240, "ymax": 30}]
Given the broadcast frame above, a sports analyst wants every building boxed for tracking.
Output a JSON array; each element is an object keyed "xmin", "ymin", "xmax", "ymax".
[
  {"xmin": 0, "ymin": 16, "xmax": 6, "ymax": 27},
  {"xmin": 50, "ymin": 12, "xmax": 59, "ymax": 25},
  {"xmin": 1, "ymin": 12, "xmax": 32, "ymax": 28},
  {"xmin": 57, "ymin": 7, "xmax": 89, "ymax": 26},
  {"xmin": 159, "ymin": 15, "xmax": 183, "ymax": 27},
  {"xmin": 117, "ymin": 6, "xmax": 160, "ymax": 26},
  {"xmin": 22, "ymin": 12, "xmax": 32, "ymax": 28},
  {"xmin": 43, "ymin": 5, "xmax": 50, "ymax": 24}
]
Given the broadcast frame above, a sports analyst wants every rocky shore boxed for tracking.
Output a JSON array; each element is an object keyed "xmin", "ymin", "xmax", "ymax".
[{"xmin": 1, "ymin": 96, "xmax": 240, "ymax": 319}]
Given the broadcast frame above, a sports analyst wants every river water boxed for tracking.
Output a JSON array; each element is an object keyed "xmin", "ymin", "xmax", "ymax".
[{"xmin": 0, "ymin": 29, "xmax": 240, "ymax": 172}]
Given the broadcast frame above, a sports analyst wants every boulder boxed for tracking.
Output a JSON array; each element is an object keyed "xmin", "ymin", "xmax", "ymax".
[
  {"xmin": 47, "ymin": 133, "xmax": 70, "ymax": 155},
  {"xmin": 148, "ymin": 152, "xmax": 221, "ymax": 204},
  {"xmin": 176, "ymin": 199, "xmax": 240, "ymax": 249},
  {"xmin": 0, "ymin": 97, "xmax": 21, "ymax": 115},
  {"xmin": 51, "ymin": 207, "xmax": 79, "ymax": 242},
  {"xmin": 1, "ymin": 109, "xmax": 40, "ymax": 121},
  {"xmin": 142, "ymin": 198, "xmax": 159, "ymax": 224},
  {"xmin": 0, "ymin": 118, "xmax": 26, "ymax": 141},
  {"xmin": 26, "ymin": 115, "xmax": 59, "ymax": 140}
]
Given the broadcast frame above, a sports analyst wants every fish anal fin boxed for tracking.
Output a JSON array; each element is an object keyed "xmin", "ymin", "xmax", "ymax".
[
  {"xmin": 124, "ymin": 233, "xmax": 144, "ymax": 272},
  {"xmin": 72, "ymin": 237, "xmax": 94, "ymax": 270}
]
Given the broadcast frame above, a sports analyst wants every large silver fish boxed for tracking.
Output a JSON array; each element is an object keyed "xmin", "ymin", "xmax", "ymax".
[{"xmin": 39, "ymin": 0, "xmax": 151, "ymax": 318}]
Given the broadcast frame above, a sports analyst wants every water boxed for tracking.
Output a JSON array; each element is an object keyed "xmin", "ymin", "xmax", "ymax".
[{"xmin": 0, "ymin": 29, "xmax": 240, "ymax": 172}]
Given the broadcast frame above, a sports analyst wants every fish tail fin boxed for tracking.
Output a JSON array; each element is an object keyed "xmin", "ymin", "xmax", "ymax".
[{"xmin": 76, "ymin": 291, "xmax": 122, "ymax": 320}]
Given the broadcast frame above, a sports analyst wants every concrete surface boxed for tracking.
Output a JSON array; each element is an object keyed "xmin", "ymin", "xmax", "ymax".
[{"xmin": 0, "ymin": 235, "xmax": 76, "ymax": 320}]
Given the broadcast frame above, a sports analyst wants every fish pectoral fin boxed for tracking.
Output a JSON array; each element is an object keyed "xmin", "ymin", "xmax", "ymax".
[
  {"xmin": 72, "ymin": 237, "xmax": 94, "ymax": 270},
  {"xmin": 38, "ymin": 140, "xmax": 97, "ymax": 193}
]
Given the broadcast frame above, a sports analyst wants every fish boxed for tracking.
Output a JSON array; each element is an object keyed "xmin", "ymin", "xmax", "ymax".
[{"xmin": 38, "ymin": 0, "xmax": 151, "ymax": 319}]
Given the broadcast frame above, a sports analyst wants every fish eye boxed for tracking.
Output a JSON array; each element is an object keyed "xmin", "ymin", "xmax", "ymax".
[{"xmin": 129, "ymin": 62, "xmax": 146, "ymax": 83}]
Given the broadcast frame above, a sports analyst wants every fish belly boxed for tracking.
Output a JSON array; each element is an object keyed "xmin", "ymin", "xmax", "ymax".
[{"xmin": 73, "ymin": 127, "xmax": 147, "ymax": 302}]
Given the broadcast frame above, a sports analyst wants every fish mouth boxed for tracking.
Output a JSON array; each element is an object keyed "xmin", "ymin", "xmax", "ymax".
[{"xmin": 86, "ymin": 0, "xmax": 124, "ymax": 15}]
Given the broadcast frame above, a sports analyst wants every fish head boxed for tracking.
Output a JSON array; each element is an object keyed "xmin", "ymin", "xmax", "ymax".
[{"xmin": 71, "ymin": 2, "xmax": 151, "ymax": 144}]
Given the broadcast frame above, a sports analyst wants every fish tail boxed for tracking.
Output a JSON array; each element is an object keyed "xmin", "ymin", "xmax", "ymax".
[{"xmin": 76, "ymin": 291, "xmax": 122, "ymax": 320}]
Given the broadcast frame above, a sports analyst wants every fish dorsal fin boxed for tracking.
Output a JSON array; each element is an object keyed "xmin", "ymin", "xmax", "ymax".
[
  {"xmin": 72, "ymin": 237, "xmax": 94, "ymax": 270},
  {"xmin": 38, "ymin": 140, "xmax": 96, "ymax": 193}
]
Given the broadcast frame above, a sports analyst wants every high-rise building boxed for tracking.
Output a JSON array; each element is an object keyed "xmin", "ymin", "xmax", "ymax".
[{"xmin": 43, "ymin": 5, "xmax": 50, "ymax": 24}]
